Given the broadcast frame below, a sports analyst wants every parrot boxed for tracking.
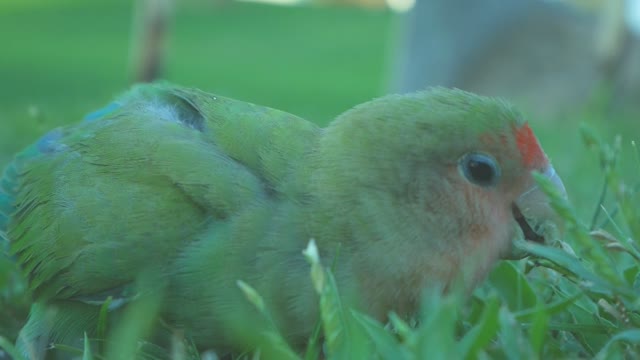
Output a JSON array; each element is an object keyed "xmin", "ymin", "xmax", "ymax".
[{"xmin": 0, "ymin": 83, "xmax": 566, "ymax": 358}]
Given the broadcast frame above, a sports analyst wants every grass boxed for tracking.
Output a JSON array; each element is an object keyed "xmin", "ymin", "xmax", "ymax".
[{"xmin": 1, "ymin": 1, "xmax": 639, "ymax": 359}]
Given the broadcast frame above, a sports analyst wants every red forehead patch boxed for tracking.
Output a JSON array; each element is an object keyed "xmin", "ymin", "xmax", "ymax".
[{"xmin": 514, "ymin": 123, "xmax": 547, "ymax": 169}]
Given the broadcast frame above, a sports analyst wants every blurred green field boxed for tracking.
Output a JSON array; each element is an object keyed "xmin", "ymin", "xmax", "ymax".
[
  {"xmin": 0, "ymin": 0, "xmax": 396, "ymax": 164},
  {"xmin": 1, "ymin": 1, "xmax": 639, "ymax": 359}
]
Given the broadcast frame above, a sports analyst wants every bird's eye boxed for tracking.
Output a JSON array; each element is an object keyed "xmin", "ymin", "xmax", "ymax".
[{"xmin": 459, "ymin": 153, "xmax": 500, "ymax": 187}]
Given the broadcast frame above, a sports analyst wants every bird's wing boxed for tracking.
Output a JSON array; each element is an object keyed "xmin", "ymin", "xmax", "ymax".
[{"xmin": 5, "ymin": 83, "xmax": 320, "ymax": 302}]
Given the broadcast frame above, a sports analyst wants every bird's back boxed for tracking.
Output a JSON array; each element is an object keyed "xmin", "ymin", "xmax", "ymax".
[{"xmin": 4, "ymin": 83, "xmax": 321, "ymax": 304}]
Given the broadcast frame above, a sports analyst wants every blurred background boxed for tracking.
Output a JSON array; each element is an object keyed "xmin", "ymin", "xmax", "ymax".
[
  {"xmin": 1, "ymin": 0, "xmax": 640, "ymax": 349},
  {"xmin": 0, "ymin": 0, "xmax": 639, "ymax": 216}
]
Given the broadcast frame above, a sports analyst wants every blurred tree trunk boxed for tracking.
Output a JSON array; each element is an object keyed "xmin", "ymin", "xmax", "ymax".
[
  {"xmin": 131, "ymin": 0, "xmax": 172, "ymax": 83},
  {"xmin": 393, "ymin": 0, "xmax": 640, "ymax": 119}
]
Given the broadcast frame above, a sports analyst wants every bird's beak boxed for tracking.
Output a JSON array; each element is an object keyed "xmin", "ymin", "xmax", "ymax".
[{"xmin": 506, "ymin": 165, "xmax": 567, "ymax": 259}]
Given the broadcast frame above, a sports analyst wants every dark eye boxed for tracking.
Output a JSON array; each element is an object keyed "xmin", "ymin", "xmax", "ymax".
[{"xmin": 459, "ymin": 153, "xmax": 501, "ymax": 187}]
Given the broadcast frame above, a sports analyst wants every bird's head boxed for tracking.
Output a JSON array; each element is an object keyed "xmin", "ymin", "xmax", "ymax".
[{"xmin": 313, "ymin": 88, "xmax": 565, "ymax": 305}]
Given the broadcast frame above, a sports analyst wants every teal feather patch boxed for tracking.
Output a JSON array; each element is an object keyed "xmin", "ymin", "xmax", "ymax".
[
  {"xmin": 0, "ymin": 164, "xmax": 17, "ymax": 249},
  {"xmin": 0, "ymin": 192, "xmax": 11, "ymax": 228},
  {"xmin": 83, "ymin": 101, "xmax": 120, "ymax": 121},
  {"xmin": 34, "ymin": 128, "xmax": 67, "ymax": 154},
  {"xmin": 0, "ymin": 128, "xmax": 68, "ymax": 236},
  {"xmin": 0, "ymin": 165, "xmax": 18, "ymax": 231},
  {"xmin": 0, "ymin": 161, "xmax": 18, "ymax": 195}
]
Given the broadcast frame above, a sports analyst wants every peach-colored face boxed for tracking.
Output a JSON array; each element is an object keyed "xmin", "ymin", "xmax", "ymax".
[{"xmin": 435, "ymin": 121, "xmax": 562, "ymax": 281}]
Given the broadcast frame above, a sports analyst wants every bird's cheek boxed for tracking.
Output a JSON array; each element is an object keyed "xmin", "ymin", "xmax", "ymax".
[
  {"xmin": 504, "ymin": 219, "xmax": 529, "ymax": 259},
  {"xmin": 456, "ymin": 216, "xmax": 514, "ymax": 287}
]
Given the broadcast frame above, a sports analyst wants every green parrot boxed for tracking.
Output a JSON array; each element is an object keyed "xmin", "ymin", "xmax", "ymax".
[{"xmin": 0, "ymin": 83, "xmax": 566, "ymax": 358}]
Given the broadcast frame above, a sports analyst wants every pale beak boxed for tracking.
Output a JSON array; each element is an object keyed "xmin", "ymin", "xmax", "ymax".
[{"xmin": 506, "ymin": 165, "xmax": 567, "ymax": 258}]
